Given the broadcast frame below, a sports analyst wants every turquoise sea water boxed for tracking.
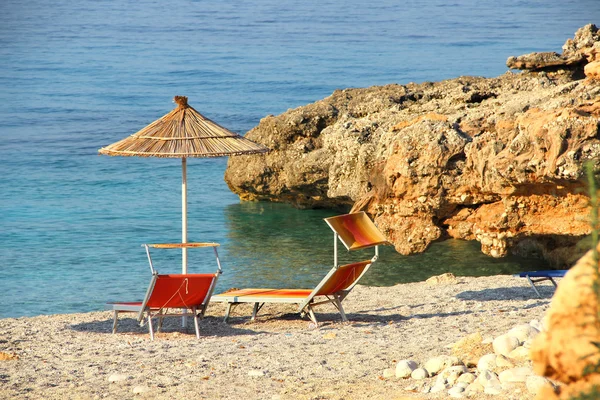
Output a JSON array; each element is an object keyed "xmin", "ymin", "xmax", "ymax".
[{"xmin": 1, "ymin": 0, "xmax": 599, "ymax": 318}]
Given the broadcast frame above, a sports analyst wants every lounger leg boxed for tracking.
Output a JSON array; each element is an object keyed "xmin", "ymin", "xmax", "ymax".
[
  {"xmin": 307, "ymin": 307, "xmax": 318, "ymax": 325},
  {"xmin": 112, "ymin": 311, "xmax": 118, "ymax": 334},
  {"xmin": 158, "ymin": 309, "xmax": 164, "ymax": 332},
  {"xmin": 251, "ymin": 303, "xmax": 258, "ymax": 320},
  {"xmin": 148, "ymin": 315, "xmax": 155, "ymax": 341},
  {"xmin": 333, "ymin": 297, "xmax": 348, "ymax": 322},
  {"xmin": 193, "ymin": 307, "xmax": 200, "ymax": 339},
  {"xmin": 224, "ymin": 303, "xmax": 233, "ymax": 323},
  {"xmin": 526, "ymin": 276, "xmax": 542, "ymax": 298}
]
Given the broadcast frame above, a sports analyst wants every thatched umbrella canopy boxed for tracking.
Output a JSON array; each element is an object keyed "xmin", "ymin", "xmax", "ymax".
[{"xmin": 99, "ymin": 96, "xmax": 269, "ymax": 273}]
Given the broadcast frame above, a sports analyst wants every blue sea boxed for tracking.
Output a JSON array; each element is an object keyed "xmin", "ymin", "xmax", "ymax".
[{"xmin": 1, "ymin": 0, "xmax": 599, "ymax": 318}]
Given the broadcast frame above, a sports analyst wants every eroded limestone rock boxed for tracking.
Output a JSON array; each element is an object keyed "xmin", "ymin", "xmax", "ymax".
[{"xmin": 225, "ymin": 25, "xmax": 600, "ymax": 265}]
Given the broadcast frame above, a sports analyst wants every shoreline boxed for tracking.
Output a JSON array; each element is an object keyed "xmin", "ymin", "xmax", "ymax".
[{"xmin": 0, "ymin": 275, "xmax": 555, "ymax": 399}]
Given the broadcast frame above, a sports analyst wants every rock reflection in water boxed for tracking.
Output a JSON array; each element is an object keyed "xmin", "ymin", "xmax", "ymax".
[{"xmin": 221, "ymin": 202, "xmax": 549, "ymax": 290}]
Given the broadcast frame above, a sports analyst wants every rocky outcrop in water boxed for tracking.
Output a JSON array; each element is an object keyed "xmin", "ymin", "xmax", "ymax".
[{"xmin": 225, "ymin": 24, "xmax": 600, "ymax": 267}]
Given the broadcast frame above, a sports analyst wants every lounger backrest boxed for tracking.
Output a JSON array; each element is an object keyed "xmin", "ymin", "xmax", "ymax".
[
  {"xmin": 324, "ymin": 212, "xmax": 388, "ymax": 251},
  {"xmin": 145, "ymin": 274, "xmax": 216, "ymax": 309},
  {"xmin": 315, "ymin": 260, "xmax": 372, "ymax": 296}
]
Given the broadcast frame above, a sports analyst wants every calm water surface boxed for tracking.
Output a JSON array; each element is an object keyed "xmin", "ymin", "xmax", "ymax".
[{"xmin": 1, "ymin": 0, "xmax": 598, "ymax": 317}]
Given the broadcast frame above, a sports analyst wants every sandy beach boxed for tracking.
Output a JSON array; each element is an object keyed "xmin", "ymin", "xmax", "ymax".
[{"xmin": 0, "ymin": 275, "xmax": 556, "ymax": 399}]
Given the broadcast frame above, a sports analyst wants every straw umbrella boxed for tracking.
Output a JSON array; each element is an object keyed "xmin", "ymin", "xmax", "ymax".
[{"xmin": 99, "ymin": 96, "xmax": 269, "ymax": 273}]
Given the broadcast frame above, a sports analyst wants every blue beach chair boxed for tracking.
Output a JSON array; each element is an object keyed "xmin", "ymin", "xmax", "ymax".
[{"xmin": 514, "ymin": 270, "xmax": 567, "ymax": 298}]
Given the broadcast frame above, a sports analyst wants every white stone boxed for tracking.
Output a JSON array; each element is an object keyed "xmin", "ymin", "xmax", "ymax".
[
  {"xmin": 455, "ymin": 382, "xmax": 469, "ymax": 389},
  {"xmin": 421, "ymin": 385, "xmax": 431, "ymax": 394},
  {"xmin": 107, "ymin": 374, "xmax": 129, "ymax": 383},
  {"xmin": 248, "ymin": 370, "xmax": 265, "ymax": 377},
  {"xmin": 132, "ymin": 386, "xmax": 149, "ymax": 394},
  {"xmin": 430, "ymin": 382, "xmax": 449, "ymax": 393},
  {"xmin": 457, "ymin": 372, "xmax": 476, "ymax": 384},
  {"xmin": 477, "ymin": 369, "xmax": 500, "ymax": 388},
  {"xmin": 383, "ymin": 368, "xmax": 395, "ymax": 379},
  {"xmin": 492, "ymin": 334, "xmax": 520, "ymax": 356},
  {"xmin": 477, "ymin": 353, "xmax": 497, "ymax": 372},
  {"xmin": 424, "ymin": 357, "xmax": 446, "ymax": 375},
  {"xmin": 507, "ymin": 324, "xmax": 539, "ymax": 343},
  {"xmin": 435, "ymin": 375, "xmax": 447, "ymax": 386},
  {"xmin": 411, "ymin": 368, "xmax": 429, "ymax": 380},
  {"xmin": 395, "ymin": 359, "xmax": 418, "ymax": 378},
  {"xmin": 465, "ymin": 381, "xmax": 484, "ymax": 394},
  {"xmin": 439, "ymin": 365, "xmax": 468, "ymax": 385},
  {"xmin": 526, "ymin": 375, "xmax": 552, "ymax": 395},
  {"xmin": 495, "ymin": 354, "xmax": 515, "ymax": 369},
  {"xmin": 508, "ymin": 346, "xmax": 530, "ymax": 361},
  {"xmin": 449, "ymin": 385, "xmax": 465, "ymax": 398},
  {"xmin": 530, "ymin": 319, "xmax": 544, "ymax": 332}
]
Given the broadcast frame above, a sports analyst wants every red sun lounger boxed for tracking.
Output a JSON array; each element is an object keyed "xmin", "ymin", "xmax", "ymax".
[
  {"xmin": 211, "ymin": 212, "xmax": 390, "ymax": 324},
  {"xmin": 106, "ymin": 243, "xmax": 222, "ymax": 340}
]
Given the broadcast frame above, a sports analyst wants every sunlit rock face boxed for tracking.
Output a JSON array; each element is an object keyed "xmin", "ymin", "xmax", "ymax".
[{"xmin": 225, "ymin": 25, "xmax": 600, "ymax": 267}]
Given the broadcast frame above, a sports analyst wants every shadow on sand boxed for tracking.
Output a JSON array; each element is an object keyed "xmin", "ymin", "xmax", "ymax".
[
  {"xmin": 69, "ymin": 315, "xmax": 266, "ymax": 338},
  {"xmin": 456, "ymin": 285, "xmax": 555, "ymax": 301}
]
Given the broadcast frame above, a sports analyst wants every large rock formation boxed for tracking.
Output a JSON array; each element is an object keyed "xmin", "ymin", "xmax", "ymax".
[{"xmin": 225, "ymin": 24, "xmax": 600, "ymax": 267}]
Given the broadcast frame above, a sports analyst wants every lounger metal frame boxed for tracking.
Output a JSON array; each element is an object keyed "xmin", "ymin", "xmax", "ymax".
[
  {"xmin": 213, "ymin": 212, "xmax": 389, "ymax": 324},
  {"xmin": 106, "ymin": 242, "xmax": 222, "ymax": 340},
  {"xmin": 514, "ymin": 270, "xmax": 567, "ymax": 298}
]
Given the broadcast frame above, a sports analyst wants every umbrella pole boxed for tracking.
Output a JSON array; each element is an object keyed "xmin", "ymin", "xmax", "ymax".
[
  {"xmin": 182, "ymin": 157, "xmax": 188, "ymax": 327},
  {"xmin": 182, "ymin": 157, "xmax": 188, "ymax": 274}
]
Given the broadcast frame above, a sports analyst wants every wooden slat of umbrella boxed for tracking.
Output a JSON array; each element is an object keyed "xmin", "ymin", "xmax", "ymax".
[{"xmin": 98, "ymin": 96, "xmax": 269, "ymax": 158}]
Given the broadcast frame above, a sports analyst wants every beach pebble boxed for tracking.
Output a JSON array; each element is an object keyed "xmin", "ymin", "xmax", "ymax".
[
  {"xmin": 421, "ymin": 385, "xmax": 431, "ymax": 393},
  {"xmin": 411, "ymin": 368, "xmax": 429, "ymax": 380},
  {"xmin": 248, "ymin": 370, "xmax": 265, "ymax": 377},
  {"xmin": 424, "ymin": 357, "xmax": 444, "ymax": 374},
  {"xmin": 132, "ymin": 385, "xmax": 149, "ymax": 394},
  {"xmin": 455, "ymin": 381, "xmax": 469, "ymax": 389},
  {"xmin": 424, "ymin": 355, "xmax": 460, "ymax": 375},
  {"xmin": 395, "ymin": 360, "xmax": 418, "ymax": 378},
  {"xmin": 508, "ymin": 346, "xmax": 530, "ymax": 361},
  {"xmin": 448, "ymin": 385, "xmax": 465, "ymax": 398},
  {"xmin": 426, "ymin": 273, "xmax": 458, "ymax": 285},
  {"xmin": 498, "ymin": 367, "xmax": 533, "ymax": 383},
  {"xmin": 526, "ymin": 375, "xmax": 553, "ymax": 395},
  {"xmin": 107, "ymin": 374, "xmax": 129, "ymax": 383},
  {"xmin": 383, "ymin": 368, "xmax": 395, "ymax": 378},
  {"xmin": 507, "ymin": 324, "xmax": 539, "ymax": 343},
  {"xmin": 495, "ymin": 354, "xmax": 515, "ymax": 369},
  {"xmin": 439, "ymin": 365, "xmax": 468, "ymax": 385},
  {"xmin": 477, "ymin": 354, "xmax": 497, "ymax": 372},
  {"xmin": 493, "ymin": 334, "xmax": 520, "ymax": 356},
  {"xmin": 530, "ymin": 319, "xmax": 544, "ymax": 332},
  {"xmin": 484, "ymin": 384, "xmax": 504, "ymax": 395},
  {"xmin": 465, "ymin": 380, "xmax": 484, "ymax": 395},
  {"xmin": 477, "ymin": 369, "xmax": 500, "ymax": 388},
  {"xmin": 457, "ymin": 372, "xmax": 476, "ymax": 384},
  {"xmin": 430, "ymin": 382, "xmax": 449, "ymax": 393}
]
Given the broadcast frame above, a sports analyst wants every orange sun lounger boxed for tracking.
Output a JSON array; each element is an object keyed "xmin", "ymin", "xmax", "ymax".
[
  {"xmin": 106, "ymin": 243, "xmax": 222, "ymax": 340},
  {"xmin": 211, "ymin": 212, "xmax": 389, "ymax": 324}
]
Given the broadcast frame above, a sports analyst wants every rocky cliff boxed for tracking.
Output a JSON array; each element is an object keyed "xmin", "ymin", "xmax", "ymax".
[{"xmin": 225, "ymin": 24, "xmax": 600, "ymax": 267}]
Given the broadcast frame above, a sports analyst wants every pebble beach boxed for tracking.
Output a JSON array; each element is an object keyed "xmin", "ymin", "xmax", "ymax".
[{"xmin": 0, "ymin": 275, "xmax": 557, "ymax": 399}]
